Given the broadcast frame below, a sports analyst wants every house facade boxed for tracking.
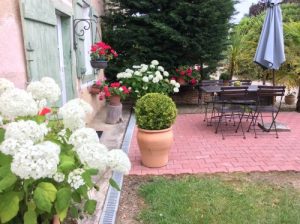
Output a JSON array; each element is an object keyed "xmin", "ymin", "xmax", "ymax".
[{"xmin": 0, "ymin": 0, "xmax": 106, "ymax": 121}]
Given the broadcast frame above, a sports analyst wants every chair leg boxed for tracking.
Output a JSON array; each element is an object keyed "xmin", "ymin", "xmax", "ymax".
[
  {"xmin": 271, "ymin": 112, "xmax": 279, "ymax": 138},
  {"xmin": 253, "ymin": 112, "xmax": 260, "ymax": 138}
]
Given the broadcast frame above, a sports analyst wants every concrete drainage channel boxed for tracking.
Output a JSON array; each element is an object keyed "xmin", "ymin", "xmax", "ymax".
[{"xmin": 99, "ymin": 114, "xmax": 136, "ymax": 224}]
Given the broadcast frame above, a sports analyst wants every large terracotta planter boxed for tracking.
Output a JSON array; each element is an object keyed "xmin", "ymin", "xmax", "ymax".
[
  {"xmin": 285, "ymin": 94, "xmax": 296, "ymax": 105},
  {"xmin": 137, "ymin": 127, "xmax": 173, "ymax": 168}
]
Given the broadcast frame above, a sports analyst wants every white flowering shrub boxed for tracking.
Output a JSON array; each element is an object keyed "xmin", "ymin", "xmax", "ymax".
[
  {"xmin": 116, "ymin": 60, "xmax": 180, "ymax": 98},
  {"xmin": 0, "ymin": 78, "xmax": 131, "ymax": 223}
]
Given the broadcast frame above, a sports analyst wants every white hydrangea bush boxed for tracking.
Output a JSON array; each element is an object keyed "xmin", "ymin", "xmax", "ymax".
[
  {"xmin": 0, "ymin": 77, "xmax": 131, "ymax": 223},
  {"xmin": 116, "ymin": 60, "xmax": 180, "ymax": 98}
]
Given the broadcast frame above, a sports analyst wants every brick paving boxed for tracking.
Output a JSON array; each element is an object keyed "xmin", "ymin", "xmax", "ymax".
[{"xmin": 129, "ymin": 112, "xmax": 300, "ymax": 175}]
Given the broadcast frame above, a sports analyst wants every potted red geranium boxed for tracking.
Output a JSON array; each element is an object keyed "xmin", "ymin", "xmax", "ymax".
[
  {"xmin": 172, "ymin": 65, "xmax": 201, "ymax": 85},
  {"xmin": 98, "ymin": 81, "xmax": 130, "ymax": 105},
  {"xmin": 90, "ymin": 42, "xmax": 118, "ymax": 69}
]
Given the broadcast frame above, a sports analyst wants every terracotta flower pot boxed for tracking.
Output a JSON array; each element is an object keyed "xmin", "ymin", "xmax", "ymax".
[
  {"xmin": 88, "ymin": 84, "xmax": 100, "ymax": 95},
  {"xmin": 52, "ymin": 215, "xmax": 60, "ymax": 224},
  {"xmin": 285, "ymin": 94, "xmax": 296, "ymax": 105},
  {"xmin": 137, "ymin": 127, "xmax": 173, "ymax": 168},
  {"xmin": 109, "ymin": 95, "xmax": 121, "ymax": 106}
]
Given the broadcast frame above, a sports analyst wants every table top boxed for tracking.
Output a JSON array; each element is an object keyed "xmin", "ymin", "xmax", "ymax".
[{"xmin": 200, "ymin": 85, "xmax": 259, "ymax": 93}]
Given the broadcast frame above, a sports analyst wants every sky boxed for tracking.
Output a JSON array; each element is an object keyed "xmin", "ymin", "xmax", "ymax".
[{"xmin": 232, "ymin": 0, "xmax": 260, "ymax": 23}]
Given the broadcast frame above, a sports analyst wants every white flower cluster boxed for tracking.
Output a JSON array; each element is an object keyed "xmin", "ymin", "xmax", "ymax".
[
  {"xmin": 107, "ymin": 150, "xmax": 131, "ymax": 174},
  {"xmin": 11, "ymin": 141, "xmax": 60, "ymax": 179},
  {"xmin": 59, "ymin": 98, "xmax": 93, "ymax": 131},
  {"xmin": 69, "ymin": 128, "xmax": 99, "ymax": 148},
  {"xmin": 27, "ymin": 77, "xmax": 61, "ymax": 104},
  {"xmin": 53, "ymin": 172, "xmax": 65, "ymax": 183},
  {"xmin": 170, "ymin": 79, "xmax": 180, "ymax": 93},
  {"xmin": 0, "ymin": 138, "xmax": 32, "ymax": 156},
  {"xmin": 0, "ymin": 78, "xmax": 14, "ymax": 96},
  {"xmin": 75, "ymin": 142, "xmax": 108, "ymax": 173},
  {"xmin": 67, "ymin": 168, "xmax": 85, "ymax": 189},
  {"xmin": 5, "ymin": 120, "xmax": 48, "ymax": 143},
  {"xmin": 0, "ymin": 88, "xmax": 38, "ymax": 119}
]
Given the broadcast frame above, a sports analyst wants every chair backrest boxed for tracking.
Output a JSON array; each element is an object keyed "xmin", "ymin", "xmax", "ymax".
[
  {"xmin": 200, "ymin": 80, "xmax": 223, "ymax": 86},
  {"xmin": 219, "ymin": 86, "xmax": 248, "ymax": 101},
  {"xmin": 229, "ymin": 80, "xmax": 252, "ymax": 86},
  {"xmin": 256, "ymin": 85, "xmax": 286, "ymax": 106}
]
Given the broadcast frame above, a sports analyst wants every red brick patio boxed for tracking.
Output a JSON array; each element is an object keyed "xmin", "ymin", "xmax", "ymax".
[{"xmin": 129, "ymin": 112, "xmax": 300, "ymax": 175}]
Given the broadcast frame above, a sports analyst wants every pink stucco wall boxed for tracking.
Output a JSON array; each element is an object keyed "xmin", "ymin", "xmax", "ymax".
[{"xmin": 0, "ymin": 0, "xmax": 27, "ymax": 89}]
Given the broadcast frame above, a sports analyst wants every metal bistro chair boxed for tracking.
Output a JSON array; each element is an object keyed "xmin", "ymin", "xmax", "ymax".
[
  {"xmin": 198, "ymin": 80, "xmax": 223, "ymax": 123},
  {"xmin": 213, "ymin": 86, "xmax": 249, "ymax": 140},
  {"xmin": 247, "ymin": 85, "xmax": 285, "ymax": 138},
  {"xmin": 229, "ymin": 80, "xmax": 252, "ymax": 86}
]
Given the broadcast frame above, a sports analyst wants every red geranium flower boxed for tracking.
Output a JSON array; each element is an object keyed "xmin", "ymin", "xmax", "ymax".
[{"xmin": 39, "ymin": 107, "xmax": 51, "ymax": 116}]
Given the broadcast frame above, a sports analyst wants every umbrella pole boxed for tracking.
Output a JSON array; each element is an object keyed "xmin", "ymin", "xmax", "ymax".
[{"xmin": 272, "ymin": 69, "xmax": 275, "ymax": 86}]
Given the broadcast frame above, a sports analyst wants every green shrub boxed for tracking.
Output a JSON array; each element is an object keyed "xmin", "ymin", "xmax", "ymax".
[
  {"xmin": 135, "ymin": 93, "xmax": 177, "ymax": 130},
  {"xmin": 219, "ymin": 72, "xmax": 230, "ymax": 80}
]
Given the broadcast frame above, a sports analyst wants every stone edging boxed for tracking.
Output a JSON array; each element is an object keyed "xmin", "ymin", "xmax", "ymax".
[{"xmin": 99, "ymin": 113, "xmax": 136, "ymax": 224}]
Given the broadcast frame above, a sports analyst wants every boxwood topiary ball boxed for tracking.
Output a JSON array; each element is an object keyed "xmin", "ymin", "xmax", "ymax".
[{"xmin": 134, "ymin": 93, "xmax": 177, "ymax": 130}]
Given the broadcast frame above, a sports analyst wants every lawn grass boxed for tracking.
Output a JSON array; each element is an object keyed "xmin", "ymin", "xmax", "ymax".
[{"xmin": 137, "ymin": 175, "xmax": 300, "ymax": 224}]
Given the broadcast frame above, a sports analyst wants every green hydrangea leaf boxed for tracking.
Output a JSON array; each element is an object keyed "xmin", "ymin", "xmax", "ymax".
[
  {"xmin": 38, "ymin": 182, "xmax": 57, "ymax": 202},
  {"xmin": 109, "ymin": 178, "xmax": 121, "ymax": 191},
  {"xmin": 0, "ymin": 173, "xmax": 17, "ymax": 193},
  {"xmin": 33, "ymin": 182, "xmax": 57, "ymax": 213},
  {"xmin": 59, "ymin": 154, "xmax": 75, "ymax": 172},
  {"xmin": 0, "ymin": 192, "xmax": 19, "ymax": 223},
  {"xmin": 84, "ymin": 199, "xmax": 97, "ymax": 215},
  {"xmin": 55, "ymin": 187, "xmax": 71, "ymax": 221},
  {"xmin": 0, "ymin": 152, "xmax": 12, "ymax": 166},
  {"xmin": 24, "ymin": 210, "xmax": 37, "ymax": 224}
]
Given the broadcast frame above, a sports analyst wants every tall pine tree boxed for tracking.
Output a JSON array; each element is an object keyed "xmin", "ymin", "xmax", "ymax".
[{"xmin": 102, "ymin": 0, "xmax": 235, "ymax": 79}]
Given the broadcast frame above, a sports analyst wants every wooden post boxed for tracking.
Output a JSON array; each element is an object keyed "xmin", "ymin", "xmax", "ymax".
[{"xmin": 105, "ymin": 103, "xmax": 123, "ymax": 124}]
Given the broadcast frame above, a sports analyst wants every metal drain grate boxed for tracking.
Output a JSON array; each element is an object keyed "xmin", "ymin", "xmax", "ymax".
[{"xmin": 99, "ymin": 114, "xmax": 136, "ymax": 224}]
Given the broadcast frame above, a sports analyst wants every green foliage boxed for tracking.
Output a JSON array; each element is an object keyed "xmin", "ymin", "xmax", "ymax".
[
  {"xmin": 0, "ymin": 192, "xmax": 20, "ymax": 223},
  {"xmin": 55, "ymin": 187, "xmax": 72, "ymax": 220},
  {"xmin": 84, "ymin": 200, "xmax": 97, "ymax": 215},
  {"xmin": 138, "ymin": 175, "xmax": 300, "ymax": 224},
  {"xmin": 135, "ymin": 93, "xmax": 177, "ymax": 130},
  {"xmin": 109, "ymin": 178, "xmax": 121, "ymax": 191},
  {"xmin": 102, "ymin": 0, "xmax": 235, "ymax": 80},
  {"xmin": 219, "ymin": 72, "xmax": 230, "ymax": 81},
  {"xmin": 33, "ymin": 182, "xmax": 57, "ymax": 213}
]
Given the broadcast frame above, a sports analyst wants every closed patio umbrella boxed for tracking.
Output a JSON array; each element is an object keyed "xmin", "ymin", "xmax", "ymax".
[{"xmin": 253, "ymin": 0, "xmax": 285, "ymax": 85}]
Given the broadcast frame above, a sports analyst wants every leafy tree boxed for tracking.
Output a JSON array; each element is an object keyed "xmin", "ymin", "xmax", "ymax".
[{"xmin": 101, "ymin": 0, "xmax": 235, "ymax": 80}]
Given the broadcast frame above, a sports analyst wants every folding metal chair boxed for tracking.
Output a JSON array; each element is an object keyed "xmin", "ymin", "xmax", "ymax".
[
  {"xmin": 213, "ymin": 86, "xmax": 249, "ymax": 140},
  {"xmin": 198, "ymin": 80, "xmax": 223, "ymax": 123},
  {"xmin": 247, "ymin": 86, "xmax": 285, "ymax": 138}
]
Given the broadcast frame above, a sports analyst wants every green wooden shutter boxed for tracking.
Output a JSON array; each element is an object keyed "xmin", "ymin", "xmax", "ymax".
[{"xmin": 20, "ymin": 0, "xmax": 60, "ymax": 83}]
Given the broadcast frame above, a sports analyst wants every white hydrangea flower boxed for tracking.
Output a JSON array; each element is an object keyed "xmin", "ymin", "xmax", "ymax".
[
  {"xmin": 140, "ymin": 64, "xmax": 148, "ymax": 72},
  {"xmin": 5, "ymin": 120, "xmax": 48, "ymax": 143},
  {"xmin": 40, "ymin": 77, "xmax": 61, "ymax": 103},
  {"xmin": 142, "ymin": 76, "xmax": 149, "ymax": 83},
  {"xmin": 0, "ymin": 88, "xmax": 38, "ymax": 119},
  {"xmin": 151, "ymin": 60, "xmax": 159, "ymax": 66},
  {"xmin": 163, "ymin": 71, "xmax": 169, "ymax": 77},
  {"xmin": 0, "ymin": 78, "xmax": 14, "ymax": 96},
  {"xmin": 53, "ymin": 172, "xmax": 65, "ymax": 183},
  {"xmin": 119, "ymin": 87, "xmax": 123, "ymax": 92},
  {"xmin": 173, "ymin": 87, "xmax": 179, "ymax": 93},
  {"xmin": 156, "ymin": 74, "xmax": 163, "ymax": 81},
  {"xmin": 175, "ymin": 82, "xmax": 180, "ymax": 88},
  {"xmin": 107, "ymin": 150, "xmax": 131, "ymax": 174},
  {"xmin": 132, "ymin": 65, "xmax": 141, "ymax": 69},
  {"xmin": 11, "ymin": 141, "xmax": 60, "ymax": 180},
  {"xmin": 152, "ymin": 77, "xmax": 159, "ymax": 83},
  {"xmin": 0, "ymin": 138, "xmax": 32, "ymax": 156},
  {"xmin": 67, "ymin": 168, "xmax": 85, "ymax": 189},
  {"xmin": 155, "ymin": 71, "xmax": 161, "ymax": 76},
  {"xmin": 69, "ymin": 128, "xmax": 99, "ymax": 148},
  {"xmin": 134, "ymin": 71, "xmax": 141, "ymax": 76},
  {"xmin": 27, "ymin": 77, "xmax": 61, "ymax": 104},
  {"xmin": 125, "ymin": 69, "xmax": 134, "ymax": 74},
  {"xmin": 150, "ymin": 64, "xmax": 155, "ymax": 69},
  {"xmin": 158, "ymin": 66, "xmax": 164, "ymax": 72},
  {"xmin": 170, "ymin": 80, "xmax": 176, "ymax": 85},
  {"xmin": 59, "ymin": 98, "xmax": 93, "ymax": 131},
  {"xmin": 75, "ymin": 143, "xmax": 108, "ymax": 173},
  {"xmin": 148, "ymin": 75, "xmax": 154, "ymax": 80}
]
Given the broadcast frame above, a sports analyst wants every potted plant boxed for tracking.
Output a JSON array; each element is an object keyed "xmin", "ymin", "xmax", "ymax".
[
  {"xmin": 98, "ymin": 81, "xmax": 131, "ymax": 105},
  {"xmin": 0, "ymin": 78, "xmax": 131, "ymax": 224},
  {"xmin": 171, "ymin": 65, "xmax": 201, "ymax": 86},
  {"xmin": 116, "ymin": 60, "xmax": 180, "ymax": 99},
  {"xmin": 88, "ymin": 80, "xmax": 102, "ymax": 95},
  {"xmin": 219, "ymin": 72, "xmax": 230, "ymax": 86},
  {"xmin": 285, "ymin": 89, "xmax": 296, "ymax": 105},
  {"xmin": 90, "ymin": 41, "xmax": 118, "ymax": 69},
  {"xmin": 135, "ymin": 93, "xmax": 177, "ymax": 167}
]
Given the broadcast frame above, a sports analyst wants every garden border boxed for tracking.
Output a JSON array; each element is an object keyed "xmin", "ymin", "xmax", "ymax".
[{"xmin": 99, "ymin": 113, "xmax": 136, "ymax": 224}]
